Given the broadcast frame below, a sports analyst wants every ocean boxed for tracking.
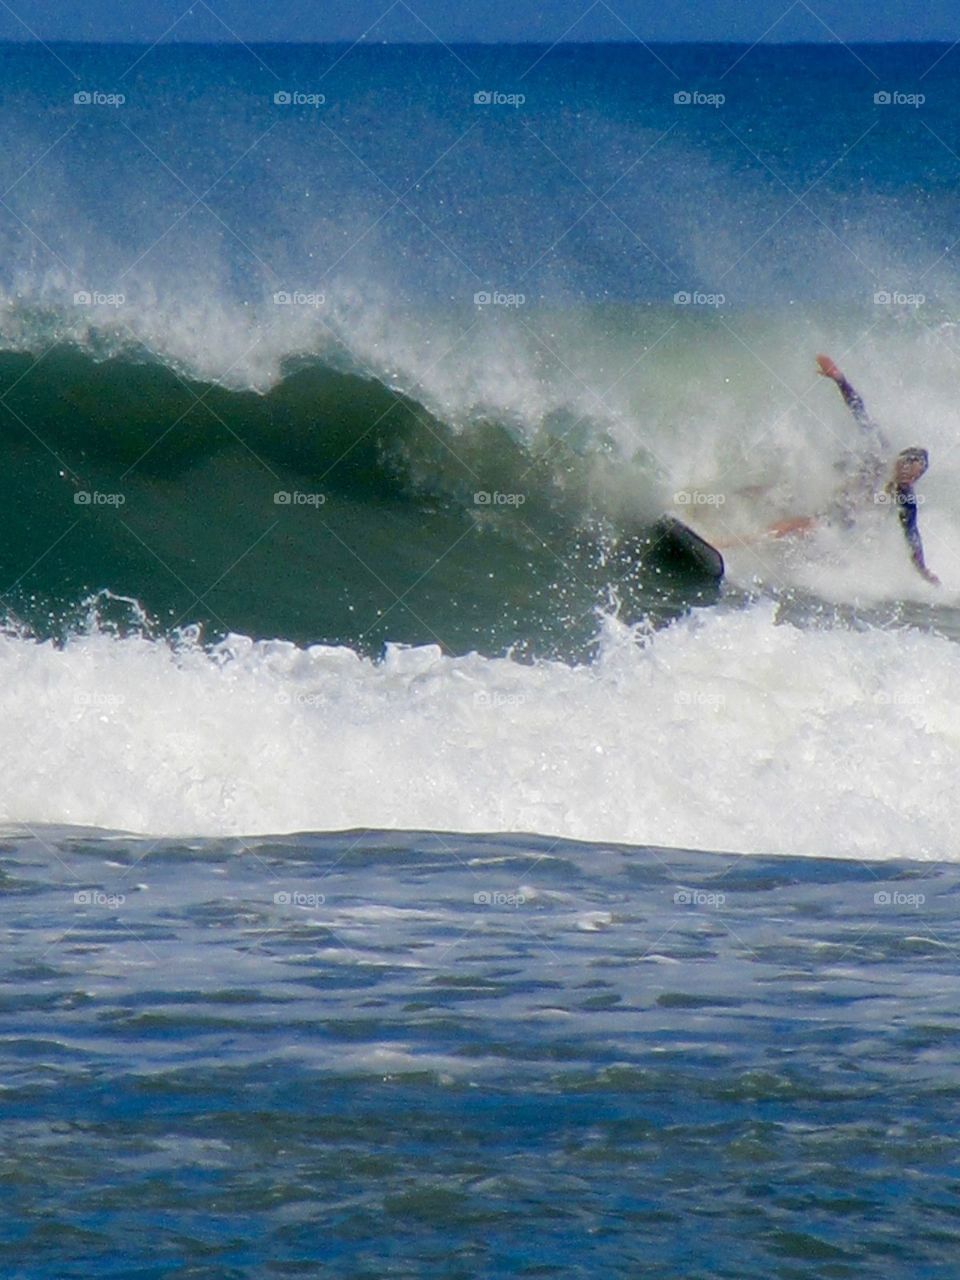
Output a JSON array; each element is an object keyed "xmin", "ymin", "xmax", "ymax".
[{"xmin": 2, "ymin": 38, "xmax": 960, "ymax": 1277}]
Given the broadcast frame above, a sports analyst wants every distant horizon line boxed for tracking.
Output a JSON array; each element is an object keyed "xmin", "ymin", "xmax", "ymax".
[{"xmin": 0, "ymin": 37, "xmax": 955, "ymax": 47}]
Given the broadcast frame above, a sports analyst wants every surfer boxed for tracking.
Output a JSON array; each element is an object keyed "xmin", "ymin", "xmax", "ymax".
[{"xmin": 766, "ymin": 355, "xmax": 939, "ymax": 585}]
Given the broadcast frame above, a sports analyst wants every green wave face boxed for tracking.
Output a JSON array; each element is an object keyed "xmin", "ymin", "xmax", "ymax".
[{"xmin": 0, "ymin": 346, "xmax": 715, "ymax": 656}]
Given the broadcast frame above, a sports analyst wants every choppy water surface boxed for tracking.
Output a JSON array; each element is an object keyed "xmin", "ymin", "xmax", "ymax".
[{"xmin": 4, "ymin": 827, "xmax": 960, "ymax": 1278}]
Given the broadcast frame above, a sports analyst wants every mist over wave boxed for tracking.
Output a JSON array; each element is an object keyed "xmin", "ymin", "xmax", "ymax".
[
  {"xmin": 4, "ymin": 37, "xmax": 960, "ymax": 610},
  {"xmin": 2, "ymin": 42, "xmax": 958, "ymax": 589},
  {"xmin": 1, "ymin": 304, "xmax": 956, "ymax": 651}
]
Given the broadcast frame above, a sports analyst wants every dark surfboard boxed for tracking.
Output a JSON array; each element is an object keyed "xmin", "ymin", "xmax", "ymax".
[{"xmin": 647, "ymin": 516, "xmax": 725, "ymax": 582}]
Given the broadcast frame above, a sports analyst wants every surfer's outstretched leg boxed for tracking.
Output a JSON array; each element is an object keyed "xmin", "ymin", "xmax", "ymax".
[
  {"xmin": 712, "ymin": 515, "xmax": 817, "ymax": 550},
  {"xmin": 766, "ymin": 516, "xmax": 818, "ymax": 539}
]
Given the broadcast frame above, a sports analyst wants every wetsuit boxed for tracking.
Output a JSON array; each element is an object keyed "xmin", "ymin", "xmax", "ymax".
[
  {"xmin": 832, "ymin": 374, "xmax": 887, "ymax": 508},
  {"xmin": 889, "ymin": 482, "xmax": 931, "ymax": 579},
  {"xmin": 830, "ymin": 373, "xmax": 933, "ymax": 580}
]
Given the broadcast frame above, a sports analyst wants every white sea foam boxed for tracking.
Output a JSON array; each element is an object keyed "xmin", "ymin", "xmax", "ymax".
[{"xmin": 1, "ymin": 602, "xmax": 957, "ymax": 859}]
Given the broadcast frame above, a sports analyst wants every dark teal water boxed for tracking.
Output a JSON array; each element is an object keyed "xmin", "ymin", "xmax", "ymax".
[
  {"xmin": 4, "ymin": 828, "xmax": 960, "ymax": 1278},
  {"xmin": 0, "ymin": 346, "xmax": 717, "ymax": 657}
]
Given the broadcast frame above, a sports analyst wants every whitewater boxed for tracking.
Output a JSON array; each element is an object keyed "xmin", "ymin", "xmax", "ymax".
[{"xmin": 0, "ymin": 598, "xmax": 952, "ymax": 856}]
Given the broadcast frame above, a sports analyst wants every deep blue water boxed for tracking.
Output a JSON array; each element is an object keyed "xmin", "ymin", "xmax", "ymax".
[{"xmin": 4, "ymin": 827, "xmax": 960, "ymax": 1278}]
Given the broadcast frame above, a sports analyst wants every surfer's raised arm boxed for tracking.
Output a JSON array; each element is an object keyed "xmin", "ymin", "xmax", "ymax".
[
  {"xmin": 815, "ymin": 354, "xmax": 888, "ymax": 451},
  {"xmin": 889, "ymin": 448, "xmax": 940, "ymax": 586}
]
